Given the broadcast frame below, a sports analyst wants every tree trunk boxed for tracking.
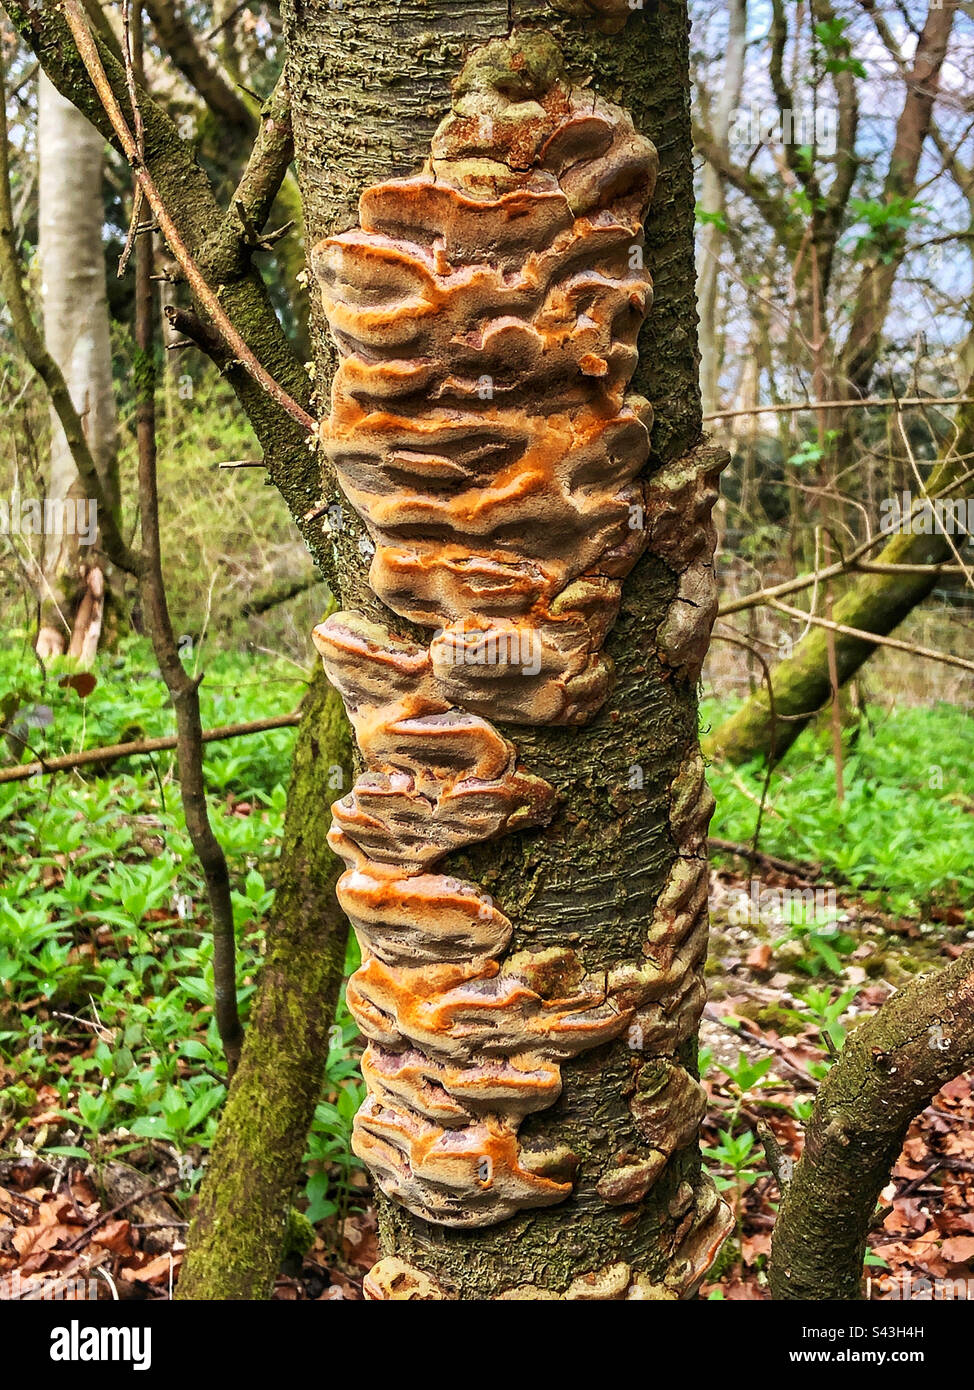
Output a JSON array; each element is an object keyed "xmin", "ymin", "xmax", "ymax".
[
  {"xmin": 705, "ymin": 380, "xmax": 974, "ymax": 766},
  {"xmin": 177, "ymin": 668, "xmax": 353, "ymax": 1300},
  {"xmin": 36, "ymin": 71, "xmax": 118, "ymax": 658},
  {"xmin": 283, "ymin": 0, "xmax": 730, "ymax": 1299},
  {"xmin": 695, "ymin": 0, "xmax": 747, "ymax": 419}
]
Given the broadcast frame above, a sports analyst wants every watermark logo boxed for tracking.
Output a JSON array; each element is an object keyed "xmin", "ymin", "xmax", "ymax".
[
  {"xmin": 0, "ymin": 495, "xmax": 97, "ymax": 545},
  {"xmin": 879, "ymin": 490, "xmax": 973, "ymax": 536},
  {"xmin": 433, "ymin": 623, "xmax": 543, "ymax": 678},
  {"xmin": 726, "ymin": 878, "xmax": 838, "ymax": 928},
  {"xmin": 50, "ymin": 1320, "xmax": 151, "ymax": 1371},
  {"xmin": 874, "ymin": 1272, "xmax": 972, "ymax": 1300},
  {"xmin": 728, "ymin": 104, "xmax": 837, "ymax": 157},
  {"xmin": 4, "ymin": 1270, "xmax": 102, "ymax": 1301}
]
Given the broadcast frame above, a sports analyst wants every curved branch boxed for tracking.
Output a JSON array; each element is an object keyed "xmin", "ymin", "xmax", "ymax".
[
  {"xmin": 63, "ymin": 1, "xmax": 313, "ymax": 432},
  {"xmin": 770, "ymin": 950, "xmax": 974, "ymax": 1301}
]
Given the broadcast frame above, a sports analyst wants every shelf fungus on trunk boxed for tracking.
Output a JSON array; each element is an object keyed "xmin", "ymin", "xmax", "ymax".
[{"xmin": 310, "ymin": 30, "xmax": 723, "ymax": 1253}]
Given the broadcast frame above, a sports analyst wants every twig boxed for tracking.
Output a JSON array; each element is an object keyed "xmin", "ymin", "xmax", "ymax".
[
  {"xmin": 896, "ymin": 402, "xmax": 974, "ymax": 592},
  {"xmin": 708, "ymin": 837, "xmax": 825, "ymax": 882},
  {"xmin": 62, "ymin": 1178, "xmax": 182, "ymax": 1254},
  {"xmin": 705, "ymin": 394, "xmax": 974, "ymax": 422},
  {"xmin": 767, "ymin": 598, "xmax": 974, "ymax": 675},
  {"xmin": 703, "ymin": 1005, "xmax": 819, "ymax": 1092},
  {"xmin": 719, "ymin": 464, "xmax": 974, "ymax": 617},
  {"xmin": 117, "ymin": 0, "xmax": 146, "ymax": 279},
  {"xmin": 62, "ymin": 0, "xmax": 315, "ymax": 434},
  {"xmin": 0, "ymin": 710, "xmax": 300, "ymax": 784}
]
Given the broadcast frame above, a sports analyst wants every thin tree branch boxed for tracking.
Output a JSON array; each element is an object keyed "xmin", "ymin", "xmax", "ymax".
[
  {"xmin": 0, "ymin": 713, "xmax": 302, "ymax": 785},
  {"xmin": 767, "ymin": 597, "xmax": 974, "ymax": 674},
  {"xmin": 127, "ymin": 0, "xmax": 243, "ymax": 1075},
  {"xmin": 705, "ymin": 394, "xmax": 974, "ymax": 422},
  {"xmin": 62, "ymin": 0, "xmax": 314, "ymax": 434}
]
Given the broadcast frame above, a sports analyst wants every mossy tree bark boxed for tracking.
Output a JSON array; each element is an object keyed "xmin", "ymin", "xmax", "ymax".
[
  {"xmin": 177, "ymin": 669, "xmax": 352, "ymax": 1300},
  {"xmin": 770, "ymin": 950, "xmax": 974, "ymax": 1301},
  {"xmin": 283, "ymin": 0, "xmax": 728, "ymax": 1298},
  {"xmin": 705, "ymin": 383, "xmax": 974, "ymax": 767}
]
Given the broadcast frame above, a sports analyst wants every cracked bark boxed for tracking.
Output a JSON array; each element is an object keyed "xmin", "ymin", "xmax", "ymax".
[{"xmin": 284, "ymin": 0, "xmax": 727, "ymax": 1297}]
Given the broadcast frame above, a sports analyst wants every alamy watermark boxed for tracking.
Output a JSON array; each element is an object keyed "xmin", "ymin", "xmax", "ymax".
[
  {"xmin": 871, "ymin": 1272, "xmax": 973, "ymax": 1300},
  {"xmin": 0, "ymin": 495, "xmax": 97, "ymax": 545},
  {"xmin": 726, "ymin": 878, "xmax": 838, "ymax": 928},
  {"xmin": 728, "ymin": 105, "xmax": 837, "ymax": 157},
  {"xmin": 879, "ymin": 490, "xmax": 973, "ymax": 537},
  {"xmin": 433, "ymin": 623, "xmax": 542, "ymax": 678},
  {"xmin": 3, "ymin": 1269, "xmax": 103, "ymax": 1300}
]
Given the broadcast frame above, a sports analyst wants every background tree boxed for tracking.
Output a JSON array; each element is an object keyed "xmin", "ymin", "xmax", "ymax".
[{"xmin": 35, "ymin": 72, "xmax": 118, "ymax": 659}]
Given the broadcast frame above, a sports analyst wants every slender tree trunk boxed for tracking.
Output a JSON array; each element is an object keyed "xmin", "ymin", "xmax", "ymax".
[
  {"xmin": 177, "ymin": 668, "xmax": 353, "ymax": 1300},
  {"xmin": 695, "ymin": 0, "xmax": 747, "ymax": 419},
  {"xmin": 838, "ymin": 0, "xmax": 956, "ymax": 397},
  {"xmin": 126, "ymin": 9, "xmax": 244, "ymax": 1075},
  {"xmin": 36, "ymin": 71, "xmax": 119, "ymax": 658},
  {"xmin": 705, "ymin": 379, "xmax": 974, "ymax": 766},
  {"xmin": 283, "ymin": 0, "xmax": 730, "ymax": 1299}
]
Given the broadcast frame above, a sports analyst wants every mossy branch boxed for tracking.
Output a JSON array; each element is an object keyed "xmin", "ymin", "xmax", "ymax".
[{"xmin": 177, "ymin": 671, "xmax": 353, "ymax": 1300}]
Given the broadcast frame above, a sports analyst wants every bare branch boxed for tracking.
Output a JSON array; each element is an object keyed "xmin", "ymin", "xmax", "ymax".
[
  {"xmin": 705, "ymin": 393, "xmax": 974, "ymax": 421},
  {"xmin": 0, "ymin": 714, "xmax": 300, "ymax": 785},
  {"xmin": 767, "ymin": 597, "xmax": 974, "ymax": 675}
]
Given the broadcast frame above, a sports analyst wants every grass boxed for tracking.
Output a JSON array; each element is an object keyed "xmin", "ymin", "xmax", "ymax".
[{"xmin": 704, "ymin": 696, "xmax": 974, "ymax": 921}]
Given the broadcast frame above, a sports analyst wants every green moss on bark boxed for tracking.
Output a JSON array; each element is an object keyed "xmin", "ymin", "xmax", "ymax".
[
  {"xmin": 177, "ymin": 669, "xmax": 352, "ymax": 1300},
  {"xmin": 770, "ymin": 951, "xmax": 974, "ymax": 1300}
]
